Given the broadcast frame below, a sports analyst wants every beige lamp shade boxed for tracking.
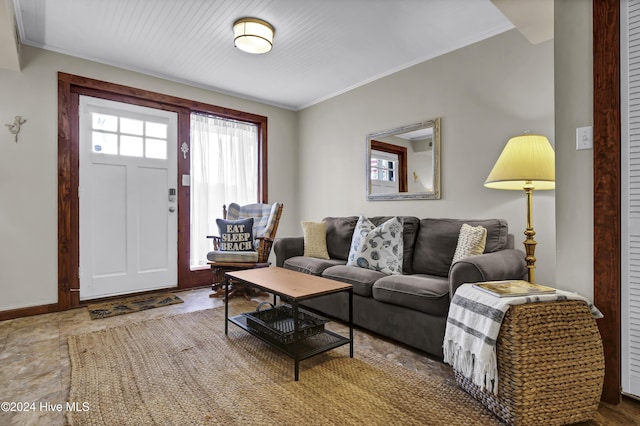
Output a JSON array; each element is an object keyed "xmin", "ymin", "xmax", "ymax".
[
  {"xmin": 233, "ymin": 18, "xmax": 274, "ymax": 54},
  {"xmin": 484, "ymin": 134, "xmax": 555, "ymax": 190}
]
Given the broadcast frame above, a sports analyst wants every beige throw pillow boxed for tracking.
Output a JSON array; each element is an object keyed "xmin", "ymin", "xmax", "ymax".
[
  {"xmin": 452, "ymin": 223, "xmax": 487, "ymax": 263},
  {"xmin": 302, "ymin": 221, "xmax": 330, "ymax": 259}
]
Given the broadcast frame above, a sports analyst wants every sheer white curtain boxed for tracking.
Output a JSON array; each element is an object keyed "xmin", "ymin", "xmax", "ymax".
[{"xmin": 190, "ymin": 113, "xmax": 258, "ymax": 267}]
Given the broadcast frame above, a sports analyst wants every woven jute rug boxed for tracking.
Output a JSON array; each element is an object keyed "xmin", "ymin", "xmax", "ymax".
[
  {"xmin": 86, "ymin": 292, "xmax": 183, "ymax": 319},
  {"xmin": 67, "ymin": 304, "xmax": 502, "ymax": 425}
]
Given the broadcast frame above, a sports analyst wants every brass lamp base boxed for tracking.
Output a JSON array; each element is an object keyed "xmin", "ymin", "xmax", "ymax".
[
  {"xmin": 523, "ymin": 185, "xmax": 536, "ymax": 283},
  {"xmin": 524, "ymin": 233, "xmax": 536, "ymax": 283}
]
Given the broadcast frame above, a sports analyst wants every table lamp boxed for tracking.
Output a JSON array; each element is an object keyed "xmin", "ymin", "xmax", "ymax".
[{"xmin": 484, "ymin": 133, "xmax": 555, "ymax": 283}]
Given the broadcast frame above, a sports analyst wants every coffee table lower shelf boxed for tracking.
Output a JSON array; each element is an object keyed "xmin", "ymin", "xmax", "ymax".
[{"xmin": 228, "ymin": 313, "xmax": 352, "ymax": 380}]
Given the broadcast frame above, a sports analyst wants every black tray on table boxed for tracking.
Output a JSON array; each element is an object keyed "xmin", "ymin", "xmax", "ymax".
[{"xmin": 244, "ymin": 302, "xmax": 329, "ymax": 344}]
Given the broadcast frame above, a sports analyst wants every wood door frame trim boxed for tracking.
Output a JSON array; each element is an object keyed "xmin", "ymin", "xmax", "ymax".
[
  {"xmin": 593, "ymin": 0, "xmax": 621, "ymax": 404},
  {"xmin": 370, "ymin": 140, "xmax": 408, "ymax": 192},
  {"xmin": 57, "ymin": 72, "xmax": 268, "ymax": 310}
]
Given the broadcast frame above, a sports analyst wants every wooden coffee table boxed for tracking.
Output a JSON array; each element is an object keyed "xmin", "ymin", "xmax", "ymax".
[{"xmin": 224, "ymin": 267, "xmax": 353, "ymax": 381}]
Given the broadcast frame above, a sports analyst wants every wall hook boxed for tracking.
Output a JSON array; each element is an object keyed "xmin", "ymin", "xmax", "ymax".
[{"xmin": 5, "ymin": 116, "xmax": 26, "ymax": 143}]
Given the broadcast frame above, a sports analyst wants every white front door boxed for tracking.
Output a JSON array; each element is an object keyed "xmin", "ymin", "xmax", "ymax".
[{"xmin": 79, "ymin": 96, "xmax": 178, "ymax": 300}]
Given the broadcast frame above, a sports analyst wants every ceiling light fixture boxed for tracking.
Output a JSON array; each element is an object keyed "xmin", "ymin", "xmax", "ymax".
[{"xmin": 233, "ymin": 18, "xmax": 274, "ymax": 54}]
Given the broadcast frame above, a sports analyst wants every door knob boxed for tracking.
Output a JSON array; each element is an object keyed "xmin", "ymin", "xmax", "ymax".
[{"xmin": 169, "ymin": 206, "xmax": 176, "ymax": 213}]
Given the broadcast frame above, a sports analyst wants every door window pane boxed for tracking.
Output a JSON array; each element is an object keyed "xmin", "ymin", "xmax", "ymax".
[
  {"xmin": 120, "ymin": 135, "xmax": 143, "ymax": 157},
  {"xmin": 92, "ymin": 132, "xmax": 118, "ymax": 154},
  {"xmin": 146, "ymin": 122, "xmax": 167, "ymax": 139},
  {"xmin": 92, "ymin": 113, "xmax": 118, "ymax": 132},
  {"xmin": 120, "ymin": 117, "xmax": 144, "ymax": 135},
  {"xmin": 146, "ymin": 138, "xmax": 167, "ymax": 159},
  {"xmin": 91, "ymin": 111, "xmax": 169, "ymax": 160}
]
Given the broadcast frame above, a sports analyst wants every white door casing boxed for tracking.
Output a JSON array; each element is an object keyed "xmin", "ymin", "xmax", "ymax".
[{"xmin": 79, "ymin": 96, "xmax": 178, "ymax": 300}]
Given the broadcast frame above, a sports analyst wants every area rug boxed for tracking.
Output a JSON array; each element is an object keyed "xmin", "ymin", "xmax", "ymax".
[
  {"xmin": 67, "ymin": 305, "xmax": 502, "ymax": 425},
  {"xmin": 86, "ymin": 292, "xmax": 183, "ymax": 319}
]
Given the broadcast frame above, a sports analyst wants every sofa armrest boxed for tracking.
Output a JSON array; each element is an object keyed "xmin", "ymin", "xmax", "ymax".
[
  {"xmin": 273, "ymin": 237, "xmax": 305, "ymax": 267},
  {"xmin": 448, "ymin": 249, "xmax": 527, "ymax": 298}
]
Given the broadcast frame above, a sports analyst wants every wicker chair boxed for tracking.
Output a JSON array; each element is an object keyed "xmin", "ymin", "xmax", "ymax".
[{"xmin": 207, "ymin": 202, "xmax": 283, "ymax": 299}]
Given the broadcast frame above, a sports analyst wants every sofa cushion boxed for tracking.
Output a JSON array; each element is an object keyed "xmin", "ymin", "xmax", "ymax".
[
  {"xmin": 321, "ymin": 216, "xmax": 420, "ymax": 273},
  {"xmin": 322, "ymin": 216, "xmax": 359, "ymax": 260},
  {"xmin": 321, "ymin": 265, "xmax": 387, "ymax": 297},
  {"xmin": 283, "ymin": 256, "xmax": 345, "ymax": 276},
  {"xmin": 347, "ymin": 216, "xmax": 404, "ymax": 275},
  {"xmin": 372, "ymin": 274, "xmax": 450, "ymax": 317},
  {"xmin": 413, "ymin": 219, "xmax": 508, "ymax": 277},
  {"xmin": 207, "ymin": 250, "xmax": 259, "ymax": 263}
]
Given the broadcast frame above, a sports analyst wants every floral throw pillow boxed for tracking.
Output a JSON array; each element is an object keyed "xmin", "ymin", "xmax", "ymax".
[{"xmin": 347, "ymin": 216, "xmax": 404, "ymax": 275}]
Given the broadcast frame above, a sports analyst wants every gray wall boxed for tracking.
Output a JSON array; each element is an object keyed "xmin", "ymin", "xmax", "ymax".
[
  {"xmin": 1, "ymin": 24, "xmax": 569, "ymax": 312},
  {"xmin": 554, "ymin": 1, "xmax": 593, "ymax": 298},
  {"xmin": 297, "ymin": 29, "xmax": 557, "ymax": 286},
  {"xmin": 0, "ymin": 46, "xmax": 298, "ymax": 311}
]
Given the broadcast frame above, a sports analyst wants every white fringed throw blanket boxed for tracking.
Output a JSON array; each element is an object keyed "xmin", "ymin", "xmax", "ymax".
[{"xmin": 443, "ymin": 284, "xmax": 603, "ymax": 394}]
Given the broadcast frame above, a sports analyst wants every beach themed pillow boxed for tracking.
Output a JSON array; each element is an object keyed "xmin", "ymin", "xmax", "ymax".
[
  {"xmin": 216, "ymin": 218, "xmax": 254, "ymax": 251},
  {"xmin": 347, "ymin": 216, "xmax": 404, "ymax": 275}
]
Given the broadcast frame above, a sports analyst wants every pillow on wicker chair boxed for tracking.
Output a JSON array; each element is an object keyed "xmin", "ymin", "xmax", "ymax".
[{"xmin": 216, "ymin": 218, "xmax": 254, "ymax": 251}]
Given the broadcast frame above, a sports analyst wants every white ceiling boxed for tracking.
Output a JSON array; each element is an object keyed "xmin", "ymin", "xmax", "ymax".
[{"xmin": 10, "ymin": 0, "xmax": 544, "ymax": 111}]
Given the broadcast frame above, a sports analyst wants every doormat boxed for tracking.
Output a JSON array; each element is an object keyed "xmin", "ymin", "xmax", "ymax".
[{"xmin": 87, "ymin": 293, "xmax": 183, "ymax": 320}]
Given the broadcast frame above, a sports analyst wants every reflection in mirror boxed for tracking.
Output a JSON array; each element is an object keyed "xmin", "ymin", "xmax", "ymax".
[{"xmin": 366, "ymin": 118, "xmax": 440, "ymax": 200}]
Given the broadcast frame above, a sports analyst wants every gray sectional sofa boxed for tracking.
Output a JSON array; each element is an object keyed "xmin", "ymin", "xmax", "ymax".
[{"xmin": 273, "ymin": 216, "xmax": 527, "ymax": 358}]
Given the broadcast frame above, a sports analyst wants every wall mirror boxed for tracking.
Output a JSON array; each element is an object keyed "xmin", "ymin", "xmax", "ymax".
[{"xmin": 366, "ymin": 117, "xmax": 441, "ymax": 200}]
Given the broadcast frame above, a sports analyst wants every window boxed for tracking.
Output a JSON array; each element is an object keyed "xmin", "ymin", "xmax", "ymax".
[
  {"xmin": 371, "ymin": 153, "xmax": 397, "ymax": 183},
  {"xmin": 91, "ymin": 112, "xmax": 169, "ymax": 159},
  {"xmin": 370, "ymin": 150, "xmax": 399, "ymax": 194},
  {"xmin": 189, "ymin": 113, "xmax": 259, "ymax": 267},
  {"xmin": 369, "ymin": 140, "xmax": 408, "ymax": 193}
]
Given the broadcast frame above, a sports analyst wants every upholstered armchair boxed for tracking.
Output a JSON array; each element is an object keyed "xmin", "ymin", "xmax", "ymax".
[{"xmin": 207, "ymin": 202, "xmax": 283, "ymax": 299}]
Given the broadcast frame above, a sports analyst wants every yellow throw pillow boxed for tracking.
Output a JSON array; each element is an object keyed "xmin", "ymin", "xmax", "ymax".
[
  {"xmin": 302, "ymin": 221, "xmax": 330, "ymax": 259},
  {"xmin": 452, "ymin": 223, "xmax": 487, "ymax": 263}
]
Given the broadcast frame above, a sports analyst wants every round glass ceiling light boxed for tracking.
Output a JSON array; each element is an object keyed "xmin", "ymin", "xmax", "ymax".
[{"xmin": 233, "ymin": 18, "xmax": 274, "ymax": 54}]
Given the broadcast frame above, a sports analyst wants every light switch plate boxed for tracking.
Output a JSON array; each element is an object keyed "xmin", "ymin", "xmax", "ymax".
[
  {"xmin": 576, "ymin": 126, "xmax": 593, "ymax": 150},
  {"xmin": 181, "ymin": 174, "xmax": 190, "ymax": 186}
]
